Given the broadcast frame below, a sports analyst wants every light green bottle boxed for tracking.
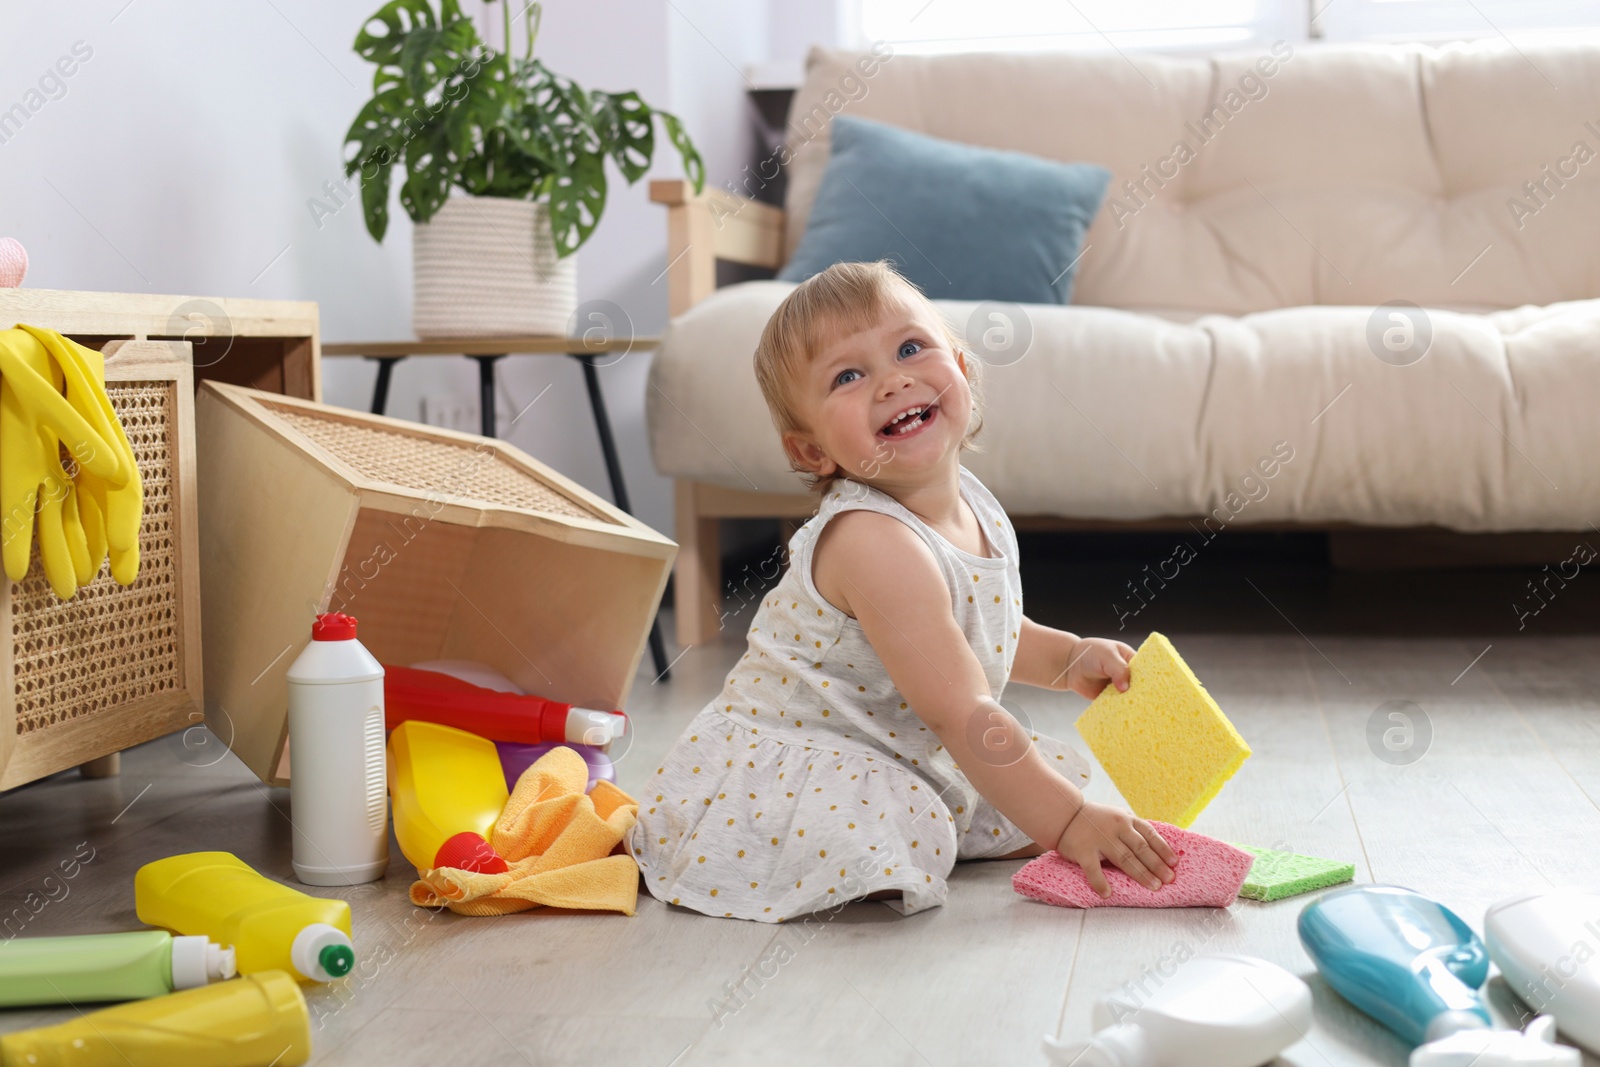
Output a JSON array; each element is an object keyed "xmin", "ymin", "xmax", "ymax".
[{"xmin": 0, "ymin": 929, "xmax": 235, "ymax": 1007}]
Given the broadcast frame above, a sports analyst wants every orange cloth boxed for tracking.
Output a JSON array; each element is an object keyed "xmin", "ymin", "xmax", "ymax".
[{"xmin": 409, "ymin": 745, "xmax": 640, "ymax": 916}]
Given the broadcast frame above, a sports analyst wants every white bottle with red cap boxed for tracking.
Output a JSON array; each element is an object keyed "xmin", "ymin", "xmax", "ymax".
[{"xmin": 287, "ymin": 611, "xmax": 389, "ymax": 886}]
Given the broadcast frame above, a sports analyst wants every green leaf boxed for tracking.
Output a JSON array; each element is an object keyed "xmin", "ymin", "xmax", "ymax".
[
  {"xmin": 658, "ymin": 111, "xmax": 705, "ymax": 194},
  {"xmin": 343, "ymin": 87, "xmax": 403, "ymax": 167},
  {"xmin": 353, "ymin": 0, "xmax": 441, "ymax": 68},
  {"xmin": 398, "ymin": 125, "xmax": 455, "ymax": 223},
  {"xmin": 358, "ymin": 153, "xmax": 393, "ymax": 242},
  {"xmin": 343, "ymin": 85, "xmax": 418, "ymax": 239},
  {"xmin": 397, "ymin": 27, "xmax": 444, "ymax": 97},
  {"xmin": 592, "ymin": 90, "xmax": 654, "ymax": 184},
  {"xmin": 546, "ymin": 150, "xmax": 607, "ymax": 257}
]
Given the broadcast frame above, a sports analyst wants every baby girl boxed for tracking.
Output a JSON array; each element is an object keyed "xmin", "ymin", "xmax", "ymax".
[{"xmin": 626, "ymin": 260, "xmax": 1176, "ymax": 922}]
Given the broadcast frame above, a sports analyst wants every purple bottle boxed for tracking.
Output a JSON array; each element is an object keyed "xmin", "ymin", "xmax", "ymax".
[{"xmin": 495, "ymin": 741, "xmax": 614, "ymax": 793}]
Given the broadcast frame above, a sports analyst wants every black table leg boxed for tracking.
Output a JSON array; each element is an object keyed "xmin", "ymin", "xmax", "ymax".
[
  {"xmin": 472, "ymin": 355, "xmax": 505, "ymax": 438},
  {"xmin": 575, "ymin": 355, "xmax": 631, "ymax": 512},
  {"xmin": 571, "ymin": 353, "xmax": 672, "ymax": 682},
  {"xmin": 368, "ymin": 356, "xmax": 402, "ymax": 416}
]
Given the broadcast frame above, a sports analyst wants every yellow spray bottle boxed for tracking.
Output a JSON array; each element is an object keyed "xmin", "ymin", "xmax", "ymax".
[
  {"xmin": 134, "ymin": 852, "xmax": 354, "ymax": 984},
  {"xmin": 0, "ymin": 970, "xmax": 311, "ymax": 1067}
]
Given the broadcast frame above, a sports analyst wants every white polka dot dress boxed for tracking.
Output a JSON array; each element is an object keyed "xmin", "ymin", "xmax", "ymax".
[{"xmin": 627, "ymin": 465, "xmax": 1092, "ymax": 923}]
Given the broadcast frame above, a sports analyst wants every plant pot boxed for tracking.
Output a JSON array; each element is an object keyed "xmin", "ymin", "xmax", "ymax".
[{"xmin": 411, "ymin": 196, "xmax": 577, "ymax": 339}]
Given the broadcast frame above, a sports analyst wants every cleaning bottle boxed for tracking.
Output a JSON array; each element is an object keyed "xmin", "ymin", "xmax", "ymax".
[
  {"xmin": 384, "ymin": 664, "xmax": 628, "ymax": 748},
  {"xmin": 1041, "ymin": 954, "xmax": 1312, "ymax": 1066},
  {"xmin": 1299, "ymin": 884, "xmax": 1490, "ymax": 1044},
  {"xmin": 495, "ymin": 740, "xmax": 615, "ymax": 793},
  {"xmin": 1485, "ymin": 889, "xmax": 1600, "ymax": 1054},
  {"xmin": 387, "ymin": 718, "xmax": 509, "ymax": 873},
  {"xmin": 0, "ymin": 970, "xmax": 311, "ymax": 1067},
  {"xmin": 1300, "ymin": 885, "xmax": 1579, "ymax": 1066},
  {"xmin": 286, "ymin": 611, "xmax": 388, "ymax": 886},
  {"xmin": 0, "ymin": 930, "xmax": 235, "ymax": 1008},
  {"xmin": 134, "ymin": 852, "xmax": 355, "ymax": 984}
]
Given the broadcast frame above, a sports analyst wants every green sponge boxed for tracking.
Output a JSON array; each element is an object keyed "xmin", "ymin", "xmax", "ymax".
[{"xmin": 1234, "ymin": 845, "xmax": 1355, "ymax": 902}]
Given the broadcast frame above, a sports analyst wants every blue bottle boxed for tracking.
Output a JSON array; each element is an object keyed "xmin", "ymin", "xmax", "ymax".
[{"xmin": 1298, "ymin": 884, "xmax": 1491, "ymax": 1045}]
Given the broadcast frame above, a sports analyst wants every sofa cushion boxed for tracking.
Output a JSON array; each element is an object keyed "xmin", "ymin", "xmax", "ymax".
[
  {"xmin": 776, "ymin": 114, "xmax": 1109, "ymax": 305},
  {"xmin": 646, "ymin": 281, "xmax": 1600, "ymax": 531},
  {"xmin": 778, "ymin": 43, "xmax": 1600, "ymax": 314}
]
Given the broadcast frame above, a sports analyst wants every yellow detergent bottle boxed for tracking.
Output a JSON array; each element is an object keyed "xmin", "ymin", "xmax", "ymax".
[
  {"xmin": 387, "ymin": 719, "xmax": 510, "ymax": 873},
  {"xmin": 0, "ymin": 970, "xmax": 311, "ymax": 1067},
  {"xmin": 134, "ymin": 852, "xmax": 354, "ymax": 984}
]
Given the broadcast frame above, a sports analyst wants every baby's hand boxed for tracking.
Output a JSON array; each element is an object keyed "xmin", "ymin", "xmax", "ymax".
[
  {"xmin": 1064, "ymin": 637, "xmax": 1136, "ymax": 699},
  {"xmin": 1054, "ymin": 802, "xmax": 1178, "ymax": 896}
]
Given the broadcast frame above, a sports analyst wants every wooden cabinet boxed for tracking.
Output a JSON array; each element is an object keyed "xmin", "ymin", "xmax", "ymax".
[{"xmin": 0, "ymin": 289, "xmax": 320, "ymax": 788}]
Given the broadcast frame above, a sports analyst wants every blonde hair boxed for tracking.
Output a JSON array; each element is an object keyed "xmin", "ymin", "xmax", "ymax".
[{"xmin": 753, "ymin": 260, "xmax": 986, "ymax": 498}]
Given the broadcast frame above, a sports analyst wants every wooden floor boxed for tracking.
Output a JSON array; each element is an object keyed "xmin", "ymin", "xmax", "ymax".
[{"xmin": 2, "ymin": 614, "xmax": 1598, "ymax": 1065}]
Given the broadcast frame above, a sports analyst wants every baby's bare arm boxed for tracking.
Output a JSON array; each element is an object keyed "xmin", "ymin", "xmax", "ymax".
[
  {"xmin": 824, "ymin": 511, "xmax": 1085, "ymax": 853},
  {"xmin": 1012, "ymin": 616, "xmax": 1136, "ymax": 698}
]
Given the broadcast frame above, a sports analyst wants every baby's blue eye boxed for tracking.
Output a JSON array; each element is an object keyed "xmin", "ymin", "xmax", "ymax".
[
  {"xmin": 834, "ymin": 368, "xmax": 861, "ymax": 386},
  {"xmin": 899, "ymin": 340, "xmax": 922, "ymax": 359}
]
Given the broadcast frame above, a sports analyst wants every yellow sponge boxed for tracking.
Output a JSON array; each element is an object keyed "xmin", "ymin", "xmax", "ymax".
[{"xmin": 1074, "ymin": 631, "xmax": 1250, "ymax": 828}]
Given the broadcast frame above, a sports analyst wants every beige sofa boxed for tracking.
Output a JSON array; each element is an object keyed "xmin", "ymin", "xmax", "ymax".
[{"xmin": 647, "ymin": 41, "xmax": 1600, "ymax": 645}]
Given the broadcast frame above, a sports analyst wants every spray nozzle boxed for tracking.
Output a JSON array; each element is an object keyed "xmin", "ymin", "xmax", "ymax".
[
  {"xmin": 1410, "ymin": 1015, "xmax": 1579, "ymax": 1067},
  {"xmin": 1042, "ymin": 1024, "xmax": 1151, "ymax": 1067}
]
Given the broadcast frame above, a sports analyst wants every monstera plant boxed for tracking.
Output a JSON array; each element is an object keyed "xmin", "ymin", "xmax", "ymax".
[{"xmin": 343, "ymin": 0, "xmax": 706, "ymax": 336}]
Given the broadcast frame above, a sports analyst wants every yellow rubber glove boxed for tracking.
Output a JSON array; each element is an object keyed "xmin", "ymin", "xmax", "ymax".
[
  {"xmin": 76, "ymin": 462, "xmax": 109, "ymax": 579},
  {"xmin": 0, "ymin": 337, "xmax": 84, "ymax": 597},
  {"xmin": 24, "ymin": 328, "xmax": 145, "ymax": 585},
  {"xmin": 0, "ymin": 326, "xmax": 142, "ymax": 595},
  {"xmin": 0, "ymin": 366, "xmax": 45, "ymax": 583},
  {"xmin": 37, "ymin": 349, "xmax": 94, "ymax": 591},
  {"xmin": 0, "ymin": 329, "xmax": 124, "ymax": 485},
  {"xmin": 60, "ymin": 473, "xmax": 95, "ymax": 586}
]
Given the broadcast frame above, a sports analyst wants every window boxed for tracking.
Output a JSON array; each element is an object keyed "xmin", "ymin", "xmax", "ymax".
[
  {"xmin": 850, "ymin": 0, "xmax": 1600, "ymax": 51},
  {"xmin": 1316, "ymin": 1, "xmax": 1600, "ymax": 44},
  {"xmin": 853, "ymin": 0, "xmax": 1291, "ymax": 54}
]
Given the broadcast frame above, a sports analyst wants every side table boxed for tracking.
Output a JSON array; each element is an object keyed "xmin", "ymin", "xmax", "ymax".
[{"xmin": 322, "ymin": 336, "xmax": 672, "ymax": 682}]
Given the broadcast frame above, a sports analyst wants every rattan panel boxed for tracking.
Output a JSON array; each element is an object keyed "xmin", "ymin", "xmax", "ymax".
[
  {"xmin": 265, "ymin": 404, "xmax": 616, "ymax": 524},
  {"xmin": 12, "ymin": 382, "xmax": 183, "ymax": 733}
]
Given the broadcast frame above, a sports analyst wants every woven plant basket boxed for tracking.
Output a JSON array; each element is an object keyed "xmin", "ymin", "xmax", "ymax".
[{"xmin": 411, "ymin": 196, "xmax": 577, "ymax": 339}]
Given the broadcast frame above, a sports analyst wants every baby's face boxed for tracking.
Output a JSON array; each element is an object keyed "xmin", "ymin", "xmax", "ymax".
[{"xmin": 783, "ymin": 292, "xmax": 971, "ymax": 486}]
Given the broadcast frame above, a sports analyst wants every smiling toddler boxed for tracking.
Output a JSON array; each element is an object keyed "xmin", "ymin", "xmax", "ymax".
[{"xmin": 626, "ymin": 260, "xmax": 1176, "ymax": 922}]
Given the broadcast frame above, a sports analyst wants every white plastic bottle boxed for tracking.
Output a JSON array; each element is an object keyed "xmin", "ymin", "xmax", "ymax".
[
  {"xmin": 287, "ymin": 611, "xmax": 389, "ymax": 886},
  {"xmin": 1042, "ymin": 954, "xmax": 1313, "ymax": 1067},
  {"xmin": 1485, "ymin": 890, "xmax": 1600, "ymax": 1055}
]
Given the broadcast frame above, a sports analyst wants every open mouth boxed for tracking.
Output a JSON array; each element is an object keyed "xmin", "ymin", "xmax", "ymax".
[{"xmin": 879, "ymin": 403, "xmax": 938, "ymax": 439}]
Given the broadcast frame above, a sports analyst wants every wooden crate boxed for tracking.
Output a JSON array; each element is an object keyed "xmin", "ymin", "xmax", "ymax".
[
  {"xmin": 0, "ymin": 288, "xmax": 320, "ymax": 399},
  {"xmin": 195, "ymin": 382, "xmax": 678, "ymax": 786},
  {"xmin": 0, "ymin": 341, "xmax": 204, "ymax": 789}
]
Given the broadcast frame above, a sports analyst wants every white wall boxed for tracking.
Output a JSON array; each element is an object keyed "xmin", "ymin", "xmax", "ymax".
[{"xmin": 0, "ymin": 0, "xmax": 848, "ymax": 540}]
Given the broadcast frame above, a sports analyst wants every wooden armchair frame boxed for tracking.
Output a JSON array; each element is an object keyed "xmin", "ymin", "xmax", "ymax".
[{"xmin": 648, "ymin": 180, "xmax": 814, "ymax": 648}]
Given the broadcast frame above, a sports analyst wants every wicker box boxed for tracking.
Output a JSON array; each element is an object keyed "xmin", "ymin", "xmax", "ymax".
[
  {"xmin": 195, "ymin": 382, "xmax": 677, "ymax": 786},
  {"xmin": 0, "ymin": 340, "xmax": 204, "ymax": 789}
]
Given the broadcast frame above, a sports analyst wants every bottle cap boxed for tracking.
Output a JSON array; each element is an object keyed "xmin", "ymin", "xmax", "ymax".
[
  {"xmin": 319, "ymin": 943, "xmax": 355, "ymax": 978},
  {"xmin": 569, "ymin": 708, "xmax": 618, "ymax": 746},
  {"xmin": 1412, "ymin": 1016, "xmax": 1580, "ymax": 1067},
  {"xmin": 433, "ymin": 831, "xmax": 510, "ymax": 874},
  {"xmin": 312, "ymin": 612, "xmax": 358, "ymax": 641},
  {"xmin": 169, "ymin": 935, "xmax": 236, "ymax": 990},
  {"xmin": 1042, "ymin": 1024, "xmax": 1151, "ymax": 1067},
  {"xmin": 290, "ymin": 923, "xmax": 355, "ymax": 982}
]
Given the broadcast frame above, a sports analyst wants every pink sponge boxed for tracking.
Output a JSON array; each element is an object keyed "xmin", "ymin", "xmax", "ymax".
[{"xmin": 1012, "ymin": 821, "xmax": 1253, "ymax": 908}]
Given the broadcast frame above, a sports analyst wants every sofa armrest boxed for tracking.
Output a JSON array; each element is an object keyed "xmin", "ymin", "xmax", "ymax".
[{"xmin": 649, "ymin": 180, "xmax": 786, "ymax": 317}]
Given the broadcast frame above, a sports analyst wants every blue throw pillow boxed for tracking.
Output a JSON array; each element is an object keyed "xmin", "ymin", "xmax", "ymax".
[{"xmin": 777, "ymin": 114, "xmax": 1110, "ymax": 305}]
